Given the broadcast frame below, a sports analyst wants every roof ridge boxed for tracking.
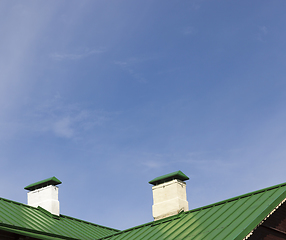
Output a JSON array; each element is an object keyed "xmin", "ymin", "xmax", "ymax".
[{"xmin": 185, "ymin": 181, "xmax": 286, "ymax": 214}]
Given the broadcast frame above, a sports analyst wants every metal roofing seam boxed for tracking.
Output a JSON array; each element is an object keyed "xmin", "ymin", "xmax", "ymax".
[
  {"xmin": 60, "ymin": 214, "xmax": 119, "ymax": 232},
  {"xmin": 0, "ymin": 197, "xmax": 119, "ymax": 234},
  {"xmin": 99, "ymin": 182, "xmax": 286, "ymax": 240},
  {"xmin": 100, "ymin": 213, "xmax": 184, "ymax": 239},
  {"xmin": 116, "ymin": 225, "xmax": 145, "ymax": 240},
  {"xmin": 183, "ymin": 206, "xmax": 215, "ymax": 239},
  {"xmin": 24, "ymin": 207, "xmax": 63, "ymax": 234},
  {"xmin": 23, "ymin": 207, "xmax": 55, "ymax": 231},
  {"xmin": 0, "ymin": 223, "xmax": 79, "ymax": 240},
  {"xmin": 234, "ymin": 187, "xmax": 286, "ymax": 240},
  {"xmin": 0, "ymin": 226, "xmax": 63, "ymax": 240},
  {"xmin": 197, "ymin": 201, "xmax": 237, "ymax": 240},
  {"xmin": 0, "ymin": 201, "xmax": 24, "ymax": 227},
  {"xmin": 0, "ymin": 199, "xmax": 50, "ymax": 231},
  {"xmin": 22, "ymin": 207, "xmax": 45, "ymax": 227},
  {"xmin": 164, "ymin": 214, "xmax": 194, "ymax": 239},
  {"xmin": 242, "ymin": 196, "xmax": 286, "ymax": 240},
  {"xmin": 130, "ymin": 224, "xmax": 154, "ymax": 239},
  {"xmin": 63, "ymin": 219, "xmax": 100, "ymax": 239},
  {"xmin": 158, "ymin": 215, "xmax": 189, "ymax": 239},
  {"xmin": 149, "ymin": 215, "xmax": 185, "ymax": 239},
  {"xmin": 214, "ymin": 193, "xmax": 262, "ymax": 239},
  {"xmin": 0, "ymin": 197, "xmax": 32, "ymax": 208},
  {"xmin": 216, "ymin": 191, "xmax": 266, "ymax": 240},
  {"xmin": 0, "ymin": 196, "xmax": 119, "ymax": 240},
  {"xmin": 223, "ymin": 187, "xmax": 284, "ymax": 240},
  {"xmin": 138, "ymin": 224, "xmax": 159, "ymax": 239},
  {"xmin": 140, "ymin": 217, "xmax": 175, "ymax": 239},
  {"xmin": 83, "ymin": 223, "xmax": 109, "ymax": 237},
  {"xmin": 190, "ymin": 209, "xmax": 222, "ymax": 239},
  {"xmin": 0, "ymin": 204, "xmax": 13, "ymax": 224},
  {"xmin": 52, "ymin": 219, "xmax": 77, "ymax": 238},
  {"xmin": 187, "ymin": 202, "xmax": 229, "ymax": 240},
  {"xmin": 55, "ymin": 216, "xmax": 113, "ymax": 239},
  {"xmin": 212, "ymin": 199, "xmax": 250, "ymax": 239}
]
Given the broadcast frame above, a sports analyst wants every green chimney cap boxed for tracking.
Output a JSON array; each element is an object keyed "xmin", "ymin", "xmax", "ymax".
[
  {"xmin": 149, "ymin": 170, "xmax": 189, "ymax": 185},
  {"xmin": 24, "ymin": 177, "xmax": 62, "ymax": 191}
]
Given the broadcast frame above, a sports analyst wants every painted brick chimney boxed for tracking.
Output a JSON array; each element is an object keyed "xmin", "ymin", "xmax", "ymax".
[
  {"xmin": 149, "ymin": 171, "xmax": 189, "ymax": 221},
  {"xmin": 24, "ymin": 177, "xmax": 61, "ymax": 216}
]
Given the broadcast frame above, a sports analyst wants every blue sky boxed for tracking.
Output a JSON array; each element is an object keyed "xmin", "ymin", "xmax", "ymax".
[{"xmin": 1, "ymin": 0, "xmax": 286, "ymax": 230}]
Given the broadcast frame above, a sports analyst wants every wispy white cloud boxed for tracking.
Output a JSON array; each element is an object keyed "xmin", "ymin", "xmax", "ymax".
[
  {"xmin": 259, "ymin": 26, "xmax": 268, "ymax": 35},
  {"xmin": 183, "ymin": 26, "xmax": 196, "ymax": 35},
  {"xmin": 0, "ymin": 3, "xmax": 63, "ymax": 144},
  {"xmin": 256, "ymin": 26, "xmax": 268, "ymax": 42},
  {"xmin": 24, "ymin": 95, "xmax": 110, "ymax": 140},
  {"xmin": 141, "ymin": 160, "xmax": 166, "ymax": 169},
  {"xmin": 53, "ymin": 117, "xmax": 74, "ymax": 138},
  {"xmin": 140, "ymin": 151, "xmax": 239, "ymax": 175},
  {"xmin": 189, "ymin": 0, "xmax": 203, "ymax": 10},
  {"xmin": 0, "ymin": 2, "xmax": 58, "ymax": 111},
  {"xmin": 114, "ymin": 57, "xmax": 149, "ymax": 83},
  {"xmin": 50, "ymin": 48, "xmax": 105, "ymax": 61}
]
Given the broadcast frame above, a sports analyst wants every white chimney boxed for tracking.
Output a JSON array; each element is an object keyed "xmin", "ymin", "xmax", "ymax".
[
  {"xmin": 149, "ymin": 171, "xmax": 189, "ymax": 221},
  {"xmin": 24, "ymin": 177, "xmax": 61, "ymax": 216}
]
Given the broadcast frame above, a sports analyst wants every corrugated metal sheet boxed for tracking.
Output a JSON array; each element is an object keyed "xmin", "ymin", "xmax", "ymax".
[
  {"xmin": 100, "ymin": 183, "xmax": 286, "ymax": 240},
  {"xmin": 0, "ymin": 197, "xmax": 119, "ymax": 240},
  {"xmin": 246, "ymin": 198, "xmax": 286, "ymax": 239}
]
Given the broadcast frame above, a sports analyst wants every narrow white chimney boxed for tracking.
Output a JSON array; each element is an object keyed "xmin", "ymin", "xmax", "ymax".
[
  {"xmin": 24, "ymin": 177, "xmax": 61, "ymax": 216},
  {"xmin": 149, "ymin": 171, "xmax": 189, "ymax": 221}
]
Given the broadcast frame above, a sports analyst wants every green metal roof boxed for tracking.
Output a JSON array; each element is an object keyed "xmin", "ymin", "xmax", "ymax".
[
  {"xmin": 99, "ymin": 182, "xmax": 286, "ymax": 240},
  {"xmin": 149, "ymin": 171, "xmax": 189, "ymax": 185},
  {"xmin": 2, "ymin": 179, "xmax": 286, "ymax": 239},
  {"xmin": 24, "ymin": 177, "xmax": 62, "ymax": 191},
  {"xmin": 0, "ymin": 197, "xmax": 119, "ymax": 240}
]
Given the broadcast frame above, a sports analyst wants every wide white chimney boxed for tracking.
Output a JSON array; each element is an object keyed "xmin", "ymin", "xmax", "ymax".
[
  {"xmin": 24, "ymin": 177, "xmax": 61, "ymax": 216},
  {"xmin": 149, "ymin": 171, "xmax": 189, "ymax": 221}
]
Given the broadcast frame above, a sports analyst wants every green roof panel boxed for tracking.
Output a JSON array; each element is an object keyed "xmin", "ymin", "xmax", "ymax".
[
  {"xmin": 149, "ymin": 170, "xmax": 189, "ymax": 185},
  {"xmin": 3, "ymin": 175, "xmax": 286, "ymax": 240},
  {"xmin": 99, "ymin": 182, "xmax": 286, "ymax": 240},
  {"xmin": 24, "ymin": 177, "xmax": 62, "ymax": 191},
  {"xmin": 0, "ymin": 197, "xmax": 119, "ymax": 240}
]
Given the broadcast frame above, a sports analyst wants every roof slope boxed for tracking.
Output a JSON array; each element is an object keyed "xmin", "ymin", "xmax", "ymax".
[
  {"xmin": 0, "ymin": 197, "xmax": 119, "ymax": 240},
  {"xmin": 99, "ymin": 182, "xmax": 286, "ymax": 240}
]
